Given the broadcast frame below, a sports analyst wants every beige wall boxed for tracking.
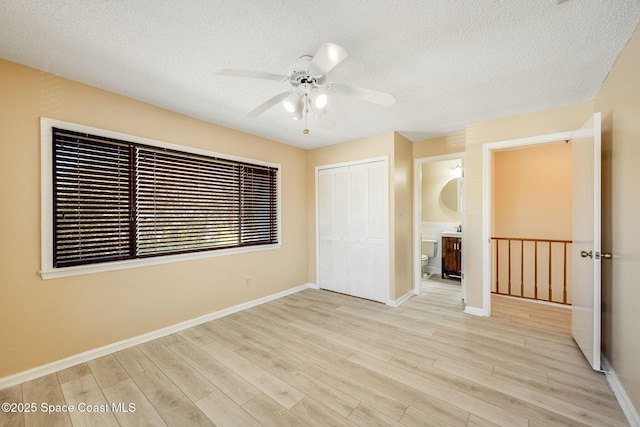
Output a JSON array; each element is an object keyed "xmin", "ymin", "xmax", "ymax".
[
  {"xmin": 493, "ymin": 142, "xmax": 572, "ymax": 240},
  {"xmin": 413, "ymin": 133, "xmax": 465, "ymax": 159},
  {"xmin": 0, "ymin": 59, "xmax": 309, "ymax": 377},
  {"xmin": 421, "ymin": 159, "xmax": 463, "ymax": 223},
  {"xmin": 393, "ymin": 133, "xmax": 414, "ymax": 299},
  {"xmin": 595, "ymin": 23, "xmax": 640, "ymax": 413}
]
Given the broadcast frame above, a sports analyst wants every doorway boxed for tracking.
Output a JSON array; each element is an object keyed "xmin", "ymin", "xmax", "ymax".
[
  {"xmin": 483, "ymin": 113, "xmax": 603, "ymax": 372},
  {"xmin": 413, "ymin": 153, "xmax": 466, "ymax": 301},
  {"xmin": 491, "ymin": 141, "xmax": 573, "ymax": 305},
  {"xmin": 481, "ymin": 130, "xmax": 575, "ymax": 316}
]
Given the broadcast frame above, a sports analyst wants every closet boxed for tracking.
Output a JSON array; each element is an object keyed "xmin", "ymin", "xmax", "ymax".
[{"xmin": 317, "ymin": 159, "xmax": 388, "ymax": 303}]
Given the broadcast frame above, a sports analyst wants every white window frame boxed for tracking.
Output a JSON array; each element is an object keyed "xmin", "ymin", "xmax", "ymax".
[{"xmin": 40, "ymin": 117, "xmax": 281, "ymax": 280}]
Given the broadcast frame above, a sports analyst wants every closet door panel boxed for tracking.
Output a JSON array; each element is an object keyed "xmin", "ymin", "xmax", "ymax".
[
  {"xmin": 318, "ymin": 171, "xmax": 335, "ymax": 238},
  {"xmin": 366, "ymin": 243, "xmax": 387, "ymax": 302},
  {"xmin": 366, "ymin": 162, "xmax": 388, "ymax": 303},
  {"xmin": 317, "ymin": 171, "xmax": 335, "ymax": 290},
  {"xmin": 318, "ymin": 239, "xmax": 334, "ymax": 289},
  {"xmin": 332, "ymin": 168, "xmax": 351, "ymax": 294},
  {"xmin": 332, "ymin": 240, "xmax": 350, "ymax": 294},
  {"xmin": 334, "ymin": 168, "xmax": 350, "ymax": 239},
  {"xmin": 367, "ymin": 162, "xmax": 386, "ymax": 240},
  {"xmin": 349, "ymin": 165, "xmax": 367, "ymax": 239},
  {"xmin": 349, "ymin": 241, "xmax": 368, "ymax": 299},
  {"xmin": 348, "ymin": 165, "xmax": 367, "ymax": 298}
]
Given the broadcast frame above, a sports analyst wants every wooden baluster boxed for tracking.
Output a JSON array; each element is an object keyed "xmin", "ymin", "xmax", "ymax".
[
  {"xmin": 534, "ymin": 240, "xmax": 538, "ymax": 300},
  {"xmin": 563, "ymin": 242, "xmax": 568, "ymax": 304},
  {"xmin": 496, "ymin": 239, "xmax": 500, "ymax": 294},
  {"xmin": 520, "ymin": 239, "xmax": 524, "ymax": 297},
  {"xmin": 548, "ymin": 242, "xmax": 553, "ymax": 302},
  {"xmin": 508, "ymin": 239, "xmax": 512, "ymax": 296}
]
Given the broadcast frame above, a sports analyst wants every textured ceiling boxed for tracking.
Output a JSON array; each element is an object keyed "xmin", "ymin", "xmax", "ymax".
[{"xmin": 1, "ymin": 1, "xmax": 639, "ymax": 149}]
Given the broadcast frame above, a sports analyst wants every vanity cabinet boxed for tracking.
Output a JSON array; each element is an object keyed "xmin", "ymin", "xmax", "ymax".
[{"xmin": 442, "ymin": 236, "xmax": 462, "ymax": 279}]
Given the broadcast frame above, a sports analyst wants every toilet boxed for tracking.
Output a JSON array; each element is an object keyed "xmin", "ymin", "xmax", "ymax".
[{"xmin": 421, "ymin": 239, "xmax": 438, "ymax": 277}]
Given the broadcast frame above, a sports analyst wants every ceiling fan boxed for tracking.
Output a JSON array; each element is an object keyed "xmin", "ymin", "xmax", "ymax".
[{"xmin": 214, "ymin": 43, "xmax": 396, "ymax": 134}]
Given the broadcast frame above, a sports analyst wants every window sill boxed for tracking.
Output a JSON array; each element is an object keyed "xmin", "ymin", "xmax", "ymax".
[{"xmin": 40, "ymin": 244, "xmax": 281, "ymax": 280}]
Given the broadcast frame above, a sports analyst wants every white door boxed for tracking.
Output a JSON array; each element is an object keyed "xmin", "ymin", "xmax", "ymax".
[
  {"xmin": 571, "ymin": 112, "xmax": 602, "ymax": 371},
  {"xmin": 317, "ymin": 160, "xmax": 388, "ymax": 303},
  {"xmin": 317, "ymin": 170, "xmax": 336, "ymax": 292},
  {"xmin": 364, "ymin": 162, "xmax": 388, "ymax": 303},
  {"xmin": 350, "ymin": 161, "xmax": 387, "ymax": 303},
  {"xmin": 348, "ymin": 164, "xmax": 368, "ymax": 299},
  {"xmin": 318, "ymin": 167, "xmax": 350, "ymax": 295}
]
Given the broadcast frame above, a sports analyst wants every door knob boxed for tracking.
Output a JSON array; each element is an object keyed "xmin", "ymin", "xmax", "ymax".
[
  {"xmin": 580, "ymin": 250, "xmax": 593, "ymax": 258},
  {"xmin": 602, "ymin": 252, "xmax": 612, "ymax": 259}
]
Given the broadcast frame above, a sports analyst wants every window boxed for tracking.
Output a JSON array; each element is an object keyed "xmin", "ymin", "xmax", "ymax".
[{"xmin": 43, "ymin": 120, "xmax": 279, "ymax": 275}]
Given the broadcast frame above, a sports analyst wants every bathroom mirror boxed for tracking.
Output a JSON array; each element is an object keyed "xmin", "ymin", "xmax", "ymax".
[{"xmin": 442, "ymin": 177, "xmax": 462, "ymax": 212}]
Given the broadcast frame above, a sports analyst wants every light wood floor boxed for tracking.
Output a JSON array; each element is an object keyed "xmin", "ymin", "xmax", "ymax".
[{"xmin": 0, "ymin": 280, "xmax": 627, "ymax": 426}]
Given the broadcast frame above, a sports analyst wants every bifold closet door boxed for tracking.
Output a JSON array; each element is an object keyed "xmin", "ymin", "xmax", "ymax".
[
  {"xmin": 317, "ymin": 161, "xmax": 388, "ymax": 303},
  {"xmin": 348, "ymin": 165, "xmax": 367, "ymax": 299},
  {"xmin": 364, "ymin": 162, "xmax": 387, "ymax": 302},
  {"xmin": 318, "ymin": 166, "xmax": 350, "ymax": 295}
]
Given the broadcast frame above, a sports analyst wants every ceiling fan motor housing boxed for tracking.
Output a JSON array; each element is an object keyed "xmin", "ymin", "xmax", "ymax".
[{"xmin": 288, "ymin": 55, "xmax": 325, "ymax": 87}]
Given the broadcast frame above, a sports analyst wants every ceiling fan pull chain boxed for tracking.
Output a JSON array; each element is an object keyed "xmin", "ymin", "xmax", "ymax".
[{"xmin": 303, "ymin": 94, "xmax": 310, "ymax": 135}]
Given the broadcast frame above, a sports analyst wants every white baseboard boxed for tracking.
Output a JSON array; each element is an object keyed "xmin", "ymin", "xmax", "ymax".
[
  {"xmin": 0, "ymin": 283, "xmax": 312, "ymax": 391},
  {"xmin": 463, "ymin": 305, "xmax": 486, "ymax": 317},
  {"xmin": 602, "ymin": 356, "xmax": 640, "ymax": 427},
  {"xmin": 388, "ymin": 290, "xmax": 414, "ymax": 307},
  {"xmin": 308, "ymin": 282, "xmax": 319, "ymax": 290}
]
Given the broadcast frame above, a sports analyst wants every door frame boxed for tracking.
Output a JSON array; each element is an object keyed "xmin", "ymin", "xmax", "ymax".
[
  {"xmin": 413, "ymin": 153, "xmax": 466, "ymax": 300},
  {"xmin": 481, "ymin": 130, "xmax": 575, "ymax": 316}
]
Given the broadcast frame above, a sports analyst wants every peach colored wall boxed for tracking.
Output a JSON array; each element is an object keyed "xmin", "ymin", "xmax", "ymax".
[
  {"xmin": 595, "ymin": 23, "xmax": 640, "ymax": 413},
  {"xmin": 492, "ymin": 142, "xmax": 573, "ymax": 304},
  {"xmin": 493, "ymin": 142, "xmax": 572, "ymax": 240},
  {"xmin": 464, "ymin": 101, "xmax": 594, "ymax": 311},
  {"xmin": 0, "ymin": 59, "xmax": 309, "ymax": 377}
]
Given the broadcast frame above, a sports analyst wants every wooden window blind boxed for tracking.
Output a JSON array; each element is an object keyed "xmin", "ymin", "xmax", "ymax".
[{"xmin": 52, "ymin": 128, "xmax": 278, "ymax": 268}]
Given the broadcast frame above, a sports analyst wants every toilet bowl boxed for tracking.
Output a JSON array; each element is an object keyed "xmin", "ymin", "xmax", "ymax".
[{"xmin": 421, "ymin": 239, "xmax": 437, "ymax": 277}]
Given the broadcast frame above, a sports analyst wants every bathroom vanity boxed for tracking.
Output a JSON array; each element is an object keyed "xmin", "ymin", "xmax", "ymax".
[{"xmin": 441, "ymin": 232, "xmax": 462, "ymax": 279}]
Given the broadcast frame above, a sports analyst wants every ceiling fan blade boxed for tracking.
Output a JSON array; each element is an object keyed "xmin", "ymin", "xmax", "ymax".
[
  {"xmin": 246, "ymin": 91, "xmax": 290, "ymax": 118},
  {"xmin": 317, "ymin": 108, "xmax": 336, "ymax": 129},
  {"xmin": 308, "ymin": 43, "xmax": 348, "ymax": 76},
  {"xmin": 215, "ymin": 67, "xmax": 288, "ymax": 81},
  {"xmin": 329, "ymin": 82, "xmax": 396, "ymax": 107}
]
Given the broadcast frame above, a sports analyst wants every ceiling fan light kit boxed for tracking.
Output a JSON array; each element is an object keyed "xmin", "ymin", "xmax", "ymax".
[
  {"xmin": 283, "ymin": 92, "xmax": 302, "ymax": 113},
  {"xmin": 311, "ymin": 91, "xmax": 328, "ymax": 109},
  {"xmin": 215, "ymin": 43, "xmax": 395, "ymax": 135}
]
